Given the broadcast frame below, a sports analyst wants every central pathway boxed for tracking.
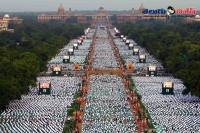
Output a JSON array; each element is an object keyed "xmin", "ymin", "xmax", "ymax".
[{"xmin": 76, "ymin": 28, "xmax": 141, "ymax": 133}]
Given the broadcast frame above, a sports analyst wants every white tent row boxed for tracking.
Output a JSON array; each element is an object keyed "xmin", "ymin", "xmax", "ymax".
[
  {"xmin": 0, "ymin": 77, "xmax": 81, "ymax": 133},
  {"xmin": 47, "ymin": 37, "xmax": 92, "ymax": 70},
  {"xmin": 48, "ymin": 56, "xmax": 86, "ymax": 64},
  {"xmin": 114, "ymin": 38, "xmax": 162, "ymax": 70},
  {"xmin": 132, "ymin": 76, "xmax": 200, "ymax": 132}
]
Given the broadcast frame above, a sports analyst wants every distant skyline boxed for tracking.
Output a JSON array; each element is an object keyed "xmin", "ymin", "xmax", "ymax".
[{"xmin": 0, "ymin": 0, "xmax": 199, "ymax": 12}]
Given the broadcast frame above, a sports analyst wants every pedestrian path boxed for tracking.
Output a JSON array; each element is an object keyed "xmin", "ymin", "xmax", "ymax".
[{"xmin": 78, "ymin": 27, "xmax": 140, "ymax": 133}]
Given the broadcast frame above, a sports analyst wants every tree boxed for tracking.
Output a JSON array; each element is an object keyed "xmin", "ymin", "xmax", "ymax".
[
  {"xmin": 34, "ymin": 42, "xmax": 59, "ymax": 61},
  {"xmin": 66, "ymin": 16, "xmax": 78, "ymax": 23},
  {"xmin": 182, "ymin": 61, "xmax": 200, "ymax": 97},
  {"xmin": 116, "ymin": 21, "xmax": 200, "ymax": 97},
  {"xmin": 46, "ymin": 35, "xmax": 67, "ymax": 48},
  {"xmin": 110, "ymin": 14, "xmax": 117, "ymax": 21},
  {"xmin": 0, "ymin": 18, "xmax": 91, "ymax": 111}
]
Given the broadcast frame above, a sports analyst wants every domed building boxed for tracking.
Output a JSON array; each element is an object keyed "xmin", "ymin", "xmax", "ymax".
[
  {"xmin": 116, "ymin": 4, "xmax": 166, "ymax": 23},
  {"xmin": 75, "ymin": 6, "xmax": 112, "ymax": 25},
  {"xmin": 56, "ymin": 4, "xmax": 66, "ymax": 15},
  {"xmin": 4, "ymin": 14, "xmax": 9, "ymax": 18},
  {"xmin": 184, "ymin": 14, "xmax": 200, "ymax": 22},
  {"xmin": 138, "ymin": 4, "xmax": 144, "ymax": 14},
  {"xmin": 0, "ymin": 14, "xmax": 22, "ymax": 32},
  {"xmin": 90, "ymin": 7, "xmax": 112, "ymax": 25},
  {"xmin": 195, "ymin": 15, "xmax": 200, "ymax": 21},
  {"xmin": 38, "ymin": 5, "xmax": 112, "ymax": 25},
  {"xmin": 194, "ymin": 15, "xmax": 200, "ymax": 21},
  {"xmin": 2, "ymin": 14, "xmax": 22, "ymax": 23},
  {"xmin": 37, "ymin": 4, "xmax": 167, "ymax": 24},
  {"xmin": 98, "ymin": 7, "xmax": 105, "ymax": 14},
  {"xmin": 38, "ymin": 4, "xmax": 72, "ymax": 23}
]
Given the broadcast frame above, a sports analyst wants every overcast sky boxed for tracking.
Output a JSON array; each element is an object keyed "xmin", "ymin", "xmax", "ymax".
[{"xmin": 0, "ymin": 0, "xmax": 199, "ymax": 12}]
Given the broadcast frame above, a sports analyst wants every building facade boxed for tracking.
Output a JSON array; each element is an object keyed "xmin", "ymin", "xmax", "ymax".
[
  {"xmin": 117, "ymin": 4, "xmax": 166, "ymax": 23},
  {"xmin": 37, "ymin": 4, "xmax": 166, "ymax": 24},
  {"xmin": 90, "ymin": 7, "xmax": 112, "ymax": 25},
  {"xmin": 0, "ymin": 14, "xmax": 22, "ymax": 32},
  {"xmin": 0, "ymin": 19, "xmax": 8, "ymax": 30},
  {"xmin": 183, "ymin": 15, "xmax": 200, "ymax": 22},
  {"xmin": 38, "ymin": 4, "xmax": 72, "ymax": 23},
  {"xmin": 38, "ymin": 5, "xmax": 112, "ymax": 25}
]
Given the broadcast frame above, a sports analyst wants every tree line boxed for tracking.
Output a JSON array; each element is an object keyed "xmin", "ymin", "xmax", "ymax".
[
  {"xmin": 0, "ymin": 20, "xmax": 88, "ymax": 111},
  {"xmin": 115, "ymin": 21, "xmax": 200, "ymax": 97}
]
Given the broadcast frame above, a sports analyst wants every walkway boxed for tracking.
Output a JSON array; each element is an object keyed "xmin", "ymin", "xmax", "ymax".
[{"xmin": 75, "ymin": 28, "xmax": 142, "ymax": 133}]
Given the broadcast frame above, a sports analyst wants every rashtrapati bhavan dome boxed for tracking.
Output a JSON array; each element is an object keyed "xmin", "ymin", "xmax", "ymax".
[
  {"xmin": 37, "ymin": 4, "xmax": 166, "ymax": 24},
  {"xmin": 38, "ymin": 4, "xmax": 72, "ymax": 23}
]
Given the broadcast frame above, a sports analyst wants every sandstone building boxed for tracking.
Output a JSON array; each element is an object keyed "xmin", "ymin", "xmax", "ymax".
[
  {"xmin": 0, "ymin": 14, "xmax": 22, "ymax": 32},
  {"xmin": 37, "ymin": 4, "xmax": 166, "ymax": 24}
]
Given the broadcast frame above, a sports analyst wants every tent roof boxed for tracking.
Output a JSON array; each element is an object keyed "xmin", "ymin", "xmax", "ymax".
[{"xmin": 97, "ymin": 25, "xmax": 106, "ymax": 28}]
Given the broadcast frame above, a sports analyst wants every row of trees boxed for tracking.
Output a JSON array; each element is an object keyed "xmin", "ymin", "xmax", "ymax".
[
  {"xmin": 115, "ymin": 21, "xmax": 200, "ymax": 97},
  {"xmin": 0, "ymin": 20, "xmax": 87, "ymax": 111}
]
